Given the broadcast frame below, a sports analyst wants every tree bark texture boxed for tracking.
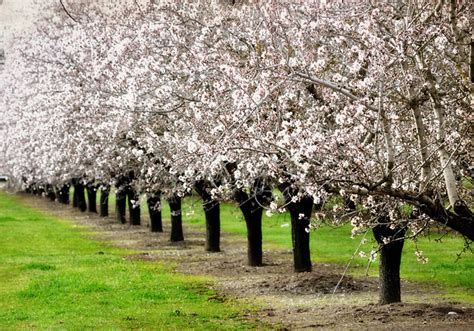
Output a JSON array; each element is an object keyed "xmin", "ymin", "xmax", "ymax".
[
  {"xmin": 57, "ymin": 184, "xmax": 70, "ymax": 204},
  {"xmin": 115, "ymin": 188, "xmax": 127, "ymax": 224},
  {"xmin": 147, "ymin": 192, "xmax": 163, "ymax": 232},
  {"xmin": 168, "ymin": 195, "xmax": 184, "ymax": 242},
  {"xmin": 45, "ymin": 184, "xmax": 56, "ymax": 201},
  {"xmin": 234, "ymin": 179, "xmax": 271, "ymax": 266},
  {"xmin": 36, "ymin": 185, "xmax": 45, "ymax": 196},
  {"xmin": 287, "ymin": 195, "xmax": 313, "ymax": 272},
  {"xmin": 74, "ymin": 182, "xmax": 87, "ymax": 212},
  {"xmin": 127, "ymin": 187, "xmax": 141, "ymax": 225},
  {"xmin": 203, "ymin": 201, "xmax": 220, "ymax": 252},
  {"xmin": 373, "ymin": 217, "xmax": 406, "ymax": 305},
  {"xmin": 279, "ymin": 183, "xmax": 313, "ymax": 272},
  {"xmin": 242, "ymin": 204, "xmax": 263, "ymax": 266},
  {"xmin": 195, "ymin": 180, "xmax": 220, "ymax": 252},
  {"xmin": 72, "ymin": 184, "xmax": 78, "ymax": 208},
  {"xmin": 99, "ymin": 186, "xmax": 110, "ymax": 217},
  {"xmin": 87, "ymin": 185, "xmax": 97, "ymax": 213}
]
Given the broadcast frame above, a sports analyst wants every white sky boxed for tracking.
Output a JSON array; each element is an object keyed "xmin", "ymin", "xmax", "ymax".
[
  {"xmin": 0, "ymin": 0, "xmax": 157, "ymax": 48},
  {"xmin": 0, "ymin": 0, "xmax": 39, "ymax": 48}
]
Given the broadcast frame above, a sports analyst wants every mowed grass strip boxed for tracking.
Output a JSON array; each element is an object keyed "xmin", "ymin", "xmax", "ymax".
[{"xmin": 0, "ymin": 192, "xmax": 262, "ymax": 330}]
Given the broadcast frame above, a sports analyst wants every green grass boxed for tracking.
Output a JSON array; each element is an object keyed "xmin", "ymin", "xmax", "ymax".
[
  {"xmin": 83, "ymin": 188, "xmax": 473, "ymax": 302},
  {"xmin": 0, "ymin": 191, "xmax": 262, "ymax": 329}
]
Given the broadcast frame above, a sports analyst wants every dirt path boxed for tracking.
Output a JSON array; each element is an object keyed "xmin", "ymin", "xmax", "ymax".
[{"xmin": 17, "ymin": 194, "xmax": 474, "ymax": 330}]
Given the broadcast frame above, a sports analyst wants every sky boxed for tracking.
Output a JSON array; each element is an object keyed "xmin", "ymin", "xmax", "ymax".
[
  {"xmin": 0, "ymin": 0, "xmax": 38, "ymax": 49},
  {"xmin": 0, "ymin": 0, "xmax": 158, "ymax": 49}
]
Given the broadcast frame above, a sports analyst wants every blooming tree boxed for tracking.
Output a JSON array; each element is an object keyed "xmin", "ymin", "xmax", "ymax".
[{"xmin": 0, "ymin": 0, "xmax": 472, "ymax": 305}]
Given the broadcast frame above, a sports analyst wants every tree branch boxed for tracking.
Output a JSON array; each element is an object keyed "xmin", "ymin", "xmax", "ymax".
[{"xmin": 59, "ymin": 0, "xmax": 79, "ymax": 24}]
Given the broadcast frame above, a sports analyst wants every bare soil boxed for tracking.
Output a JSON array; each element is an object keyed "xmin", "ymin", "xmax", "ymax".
[{"xmin": 18, "ymin": 194, "xmax": 474, "ymax": 330}]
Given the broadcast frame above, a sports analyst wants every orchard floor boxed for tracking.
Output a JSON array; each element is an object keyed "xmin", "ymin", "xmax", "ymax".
[{"xmin": 17, "ymin": 193, "xmax": 474, "ymax": 330}]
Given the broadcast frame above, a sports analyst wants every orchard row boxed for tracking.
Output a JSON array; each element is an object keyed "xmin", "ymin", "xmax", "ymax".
[{"xmin": 0, "ymin": 0, "xmax": 472, "ymax": 305}]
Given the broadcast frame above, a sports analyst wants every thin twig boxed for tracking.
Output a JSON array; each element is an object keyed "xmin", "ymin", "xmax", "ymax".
[
  {"xmin": 333, "ymin": 230, "xmax": 369, "ymax": 295},
  {"xmin": 60, "ymin": 0, "xmax": 79, "ymax": 23}
]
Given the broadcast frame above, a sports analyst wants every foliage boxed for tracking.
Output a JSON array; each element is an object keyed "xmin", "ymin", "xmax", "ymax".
[{"xmin": 0, "ymin": 2, "xmax": 472, "ymax": 243}]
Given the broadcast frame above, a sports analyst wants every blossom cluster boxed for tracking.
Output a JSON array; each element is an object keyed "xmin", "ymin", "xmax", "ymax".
[{"xmin": 0, "ymin": 0, "xmax": 471, "ymax": 237}]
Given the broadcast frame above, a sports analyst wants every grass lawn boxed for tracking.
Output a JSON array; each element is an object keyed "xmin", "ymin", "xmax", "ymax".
[{"xmin": 0, "ymin": 191, "xmax": 263, "ymax": 329}]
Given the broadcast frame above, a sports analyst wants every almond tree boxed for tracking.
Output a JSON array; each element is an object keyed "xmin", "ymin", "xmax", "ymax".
[
  {"xmin": 156, "ymin": 0, "xmax": 472, "ymax": 301},
  {"xmin": 198, "ymin": 0, "xmax": 473, "ymax": 303},
  {"xmin": 1, "ymin": 0, "xmax": 471, "ymax": 305}
]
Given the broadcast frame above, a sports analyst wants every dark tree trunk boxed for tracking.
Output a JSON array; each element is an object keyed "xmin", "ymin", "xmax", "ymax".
[
  {"xmin": 127, "ymin": 187, "xmax": 140, "ymax": 225},
  {"xmin": 148, "ymin": 192, "xmax": 163, "ymax": 232},
  {"xmin": 195, "ymin": 181, "xmax": 220, "ymax": 252},
  {"xmin": 234, "ymin": 183, "xmax": 271, "ymax": 267},
  {"xmin": 279, "ymin": 182, "xmax": 314, "ymax": 273},
  {"xmin": 31, "ymin": 184, "xmax": 38, "ymax": 195},
  {"xmin": 46, "ymin": 185, "xmax": 56, "ymax": 201},
  {"xmin": 57, "ymin": 185, "xmax": 70, "ymax": 204},
  {"xmin": 24, "ymin": 179, "xmax": 31, "ymax": 194},
  {"xmin": 116, "ymin": 188, "xmax": 127, "ymax": 224},
  {"xmin": 373, "ymin": 217, "xmax": 406, "ymax": 305},
  {"xmin": 72, "ymin": 184, "xmax": 78, "ymax": 208},
  {"xmin": 203, "ymin": 200, "xmax": 220, "ymax": 252},
  {"xmin": 74, "ymin": 183, "xmax": 87, "ymax": 212},
  {"xmin": 226, "ymin": 163, "xmax": 271, "ymax": 266},
  {"xmin": 242, "ymin": 205, "xmax": 263, "ymax": 266},
  {"xmin": 168, "ymin": 195, "xmax": 184, "ymax": 242},
  {"xmin": 99, "ymin": 186, "xmax": 110, "ymax": 217},
  {"xmin": 87, "ymin": 185, "xmax": 97, "ymax": 213},
  {"xmin": 32, "ymin": 183, "xmax": 42, "ymax": 196},
  {"xmin": 36, "ymin": 185, "xmax": 45, "ymax": 196},
  {"xmin": 285, "ymin": 193, "xmax": 313, "ymax": 273}
]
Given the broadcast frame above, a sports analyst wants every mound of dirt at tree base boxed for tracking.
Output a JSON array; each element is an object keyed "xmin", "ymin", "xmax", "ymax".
[
  {"xmin": 18, "ymin": 194, "xmax": 474, "ymax": 330},
  {"xmin": 255, "ymin": 302, "xmax": 474, "ymax": 330},
  {"xmin": 235, "ymin": 272, "xmax": 376, "ymax": 295},
  {"xmin": 129, "ymin": 250, "xmax": 378, "ymax": 295}
]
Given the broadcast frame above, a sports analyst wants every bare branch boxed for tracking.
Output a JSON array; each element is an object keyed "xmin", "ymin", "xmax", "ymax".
[{"xmin": 59, "ymin": 0, "xmax": 79, "ymax": 24}]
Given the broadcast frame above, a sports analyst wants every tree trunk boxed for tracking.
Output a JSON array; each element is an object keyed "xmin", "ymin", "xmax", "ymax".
[
  {"xmin": 227, "ymin": 165, "xmax": 270, "ymax": 266},
  {"xmin": 116, "ymin": 188, "xmax": 127, "ymax": 224},
  {"xmin": 24, "ymin": 179, "xmax": 32, "ymax": 194},
  {"xmin": 234, "ymin": 181, "xmax": 271, "ymax": 267},
  {"xmin": 87, "ymin": 185, "xmax": 97, "ymax": 213},
  {"xmin": 279, "ymin": 183, "xmax": 313, "ymax": 272},
  {"xmin": 31, "ymin": 184, "xmax": 38, "ymax": 196},
  {"xmin": 195, "ymin": 180, "xmax": 220, "ymax": 252},
  {"xmin": 36, "ymin": 185, "xmax": 45, "ymax": 196},
  {"xmin": 74, "ymin": 183, "xmax": 87, "ymax": 212},
  {"xmin": 204, "ymin": 200, "xmax": 220, "ymax": 252},
  {"xmin": 57, "ymin": 184, "xmax": 70, "ymax": 204},
  {"xmin": 242, "ymin": 205, "xmax": 263, "ymax": 266},
  {"xmin": 287, "ymin": 196, "xmax": 313, "ymax": 273},
  {"xmin": 46, "ymin": 184, "xmax": 56, "ymax": 201},
  {"xmin": 127, "ymin": 187, "xmax": 141, "ymax": 225},
  {"xmin": 168, "ymin": 195, "xmax": 184, "ymax": 242},
  {"xmin": 72, "ymin": 184, "xmax": 78, "ymax": 208},
  {"xmin": 373, "ymin": 217, "xmax": 406, "ymax": 305},
  {"xmin": 148, "ymin": 192, "xmax": 163, "ymax": 232},
  {"xmin": 99, "ymin": 186, "xmax": 109, "ymax": 217}
]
